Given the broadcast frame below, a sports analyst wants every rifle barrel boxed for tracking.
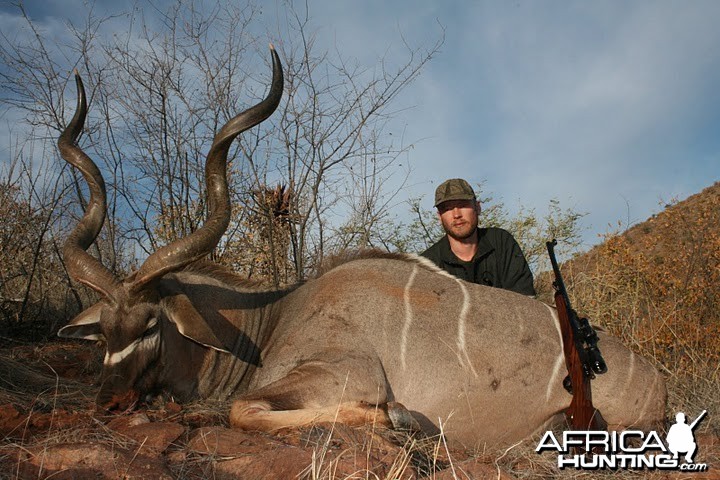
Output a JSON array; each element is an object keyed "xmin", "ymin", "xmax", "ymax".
[{"xmin": 689, "ymin": 410, "xmax": 707, "ymax": 430}]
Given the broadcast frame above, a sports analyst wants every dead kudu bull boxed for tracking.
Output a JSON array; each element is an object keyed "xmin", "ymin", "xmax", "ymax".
[{"xmin": 57, "ymin": 46, "xmax": 665, "ymax": 449}]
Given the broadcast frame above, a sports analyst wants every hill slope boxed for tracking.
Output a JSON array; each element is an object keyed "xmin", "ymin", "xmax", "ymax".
[{"xmin": 558, "ymin": 181, "xmax": 719, "ymax": 419}]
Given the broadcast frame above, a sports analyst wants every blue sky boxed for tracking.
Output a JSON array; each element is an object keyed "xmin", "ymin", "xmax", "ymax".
[{"xmin": 2, "ymin": 0, "xmax": 719, "ymax": 248}]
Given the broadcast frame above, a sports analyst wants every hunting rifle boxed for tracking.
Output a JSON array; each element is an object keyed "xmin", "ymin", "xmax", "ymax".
[{"xmin": 547, "ymin": 239, "xmax": 608, "ymax": 431}]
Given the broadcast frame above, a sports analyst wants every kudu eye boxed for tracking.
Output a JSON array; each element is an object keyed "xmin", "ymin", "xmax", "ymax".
[
  {"xmin": 146, "ymin": 317, "xmax": 158, "ymax": 330},
  {"xmin": 142, "ymin": 317, "xmax": 159, "ymax": 337}
]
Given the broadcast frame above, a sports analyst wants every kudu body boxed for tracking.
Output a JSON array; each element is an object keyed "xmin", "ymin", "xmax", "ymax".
[{"xmin": 58, "ymin": 47, "xmax": 666, "ymax": 449}]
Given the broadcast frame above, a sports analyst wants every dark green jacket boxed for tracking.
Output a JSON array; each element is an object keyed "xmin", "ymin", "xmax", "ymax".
[{"xmin": 421, "ymin": 227, "xmax": 536, "ymax": 296}]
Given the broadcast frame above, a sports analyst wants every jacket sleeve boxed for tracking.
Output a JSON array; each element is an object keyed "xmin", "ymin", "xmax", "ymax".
[{"xmin": 498, "ymin": 231, "xmax": 536, "ymax": 296}]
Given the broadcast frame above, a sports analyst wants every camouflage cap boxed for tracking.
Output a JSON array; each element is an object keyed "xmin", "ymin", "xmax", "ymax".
[{"xmin": 434, "ymin": 178, "xmax": 476, "ymax": 207}]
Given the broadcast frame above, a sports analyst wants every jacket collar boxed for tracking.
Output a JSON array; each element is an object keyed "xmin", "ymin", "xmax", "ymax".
[{"xmin": 438, "ymin": 228, "xmax": 495, "ymax": 265}]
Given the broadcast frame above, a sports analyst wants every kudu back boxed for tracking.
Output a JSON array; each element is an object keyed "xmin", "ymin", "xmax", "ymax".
[{"xmin": 57, "ymin": 47, "xmax": 666, "ymax": 449}]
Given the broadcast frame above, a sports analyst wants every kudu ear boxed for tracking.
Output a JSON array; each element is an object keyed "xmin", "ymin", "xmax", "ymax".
[
  {"xmin": 57, "ymin": 301, "xmax": 105, "ymax": 341},
  {"xmin": 161, "ymin": 292, "xmax": 231, "ymax": 354}
]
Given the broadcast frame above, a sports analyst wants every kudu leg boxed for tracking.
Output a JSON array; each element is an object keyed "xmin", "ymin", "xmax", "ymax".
[
  {"xmin": 229, "ymin": 360, "xmax": 405, "ymax": 432},
  {"xmin": 230, "ymin": 399, "xmax": 394, "ymax": 431}
]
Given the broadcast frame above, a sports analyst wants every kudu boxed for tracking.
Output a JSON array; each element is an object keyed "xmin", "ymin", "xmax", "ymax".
[{"xmin": 57, "ymin": 46, "xmax": 666, "ymax": 449}]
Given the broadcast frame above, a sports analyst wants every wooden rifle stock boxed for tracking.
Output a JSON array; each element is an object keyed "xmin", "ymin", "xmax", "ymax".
[
  {"xmin": 547, "ymin": 240, "xmax": 606, "ymax": 432},
  {"xmin": 554, "ymin": 291, "xmax": 605, "ymax": 430}
]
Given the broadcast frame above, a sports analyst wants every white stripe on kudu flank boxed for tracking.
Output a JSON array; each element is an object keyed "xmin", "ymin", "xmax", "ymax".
[
  {"xmin": 104, "ymin": 331, "xmax": 159, "ymax": 366},
  {"xmin": 400, "ymin": 260, "xmax": 477, "ymax": 376},
  {"xmin": 453, "ymin": 278, "xmax": 478, "ymax": 378},
  {"xmin": 544, "ymin": 304, "xmax": 566, "ymax": 402},
  {"xmin": 400, "ymin": 265, "xmax": 418, "ymax": 370},
  {"xmin": 622, "ymin": 350, "xmax": 636, "ymax": 395},
  {"xmin": 640, "ymin": 370, "xmax": 660, "ymax": 424},
  {"xmin": 407, "ymin": 259, "xmax": 479, "ymax": 376}
]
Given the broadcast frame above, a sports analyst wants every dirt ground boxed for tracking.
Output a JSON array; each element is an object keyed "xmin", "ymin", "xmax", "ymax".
[
  {"xmin": 0, "ymin": 340, "xmax": 512, "ymax": 479},
  {"xmin": 0, "ymin": 340, "xmax": 718, "ymax": 479}
]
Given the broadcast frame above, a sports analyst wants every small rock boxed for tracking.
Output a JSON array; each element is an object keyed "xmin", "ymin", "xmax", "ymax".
[
  {"xmin": 124, "ymin": 422, "xmax": 185, "ymax": 454},
  {"xmin": 107, "ymin": 412, "xmax": 150, "ymax": 431},
  {"xmin": 165, "ymin": 400, "xmax": 182, "ymax": 415},
  {"xmin": 187, "ymin": 426, "xmax": 274, "ymax": 455},
  {"xmin": 106, "ymin": 414, "xmax": 184, "ymax": 453},
  {"xmin": 15, "ymin": 443, "xmax": 173, "ymax": 479},
  {"xmin": 0, "ymin": 404, "xmax": 24, "ymax": 435},
  {"xmin": 214, "ymin": 446, "xmax": 313, "ymax": 479}
]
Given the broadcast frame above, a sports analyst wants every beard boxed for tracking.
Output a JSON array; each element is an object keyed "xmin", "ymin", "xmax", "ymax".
[{"xmin": 442, "ymin": 218, "xmax": 477, "ymax": 241}]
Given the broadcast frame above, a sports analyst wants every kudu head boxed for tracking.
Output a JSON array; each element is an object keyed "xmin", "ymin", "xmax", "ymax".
[{"xmin": 57, "ymin": 46, "xmax": 283, "ymax": 410}]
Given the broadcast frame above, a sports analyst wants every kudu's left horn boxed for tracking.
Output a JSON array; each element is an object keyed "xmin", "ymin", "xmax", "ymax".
[
  {"xmin": 58, "ymin": 71, "xmax": 122, "ymax": 302},
  {"xmin": 129, "ymin": 45, "xmax": 284, "ymax": 291}
]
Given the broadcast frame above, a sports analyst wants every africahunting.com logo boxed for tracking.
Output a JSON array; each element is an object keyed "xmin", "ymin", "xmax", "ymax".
[{"xmin": 536, "ymin": 410, "xmax": 709, "ymax": 472}]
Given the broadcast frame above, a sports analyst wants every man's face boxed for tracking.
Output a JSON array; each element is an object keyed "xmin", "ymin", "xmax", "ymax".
[{"xmin": 437, "ymin": 199, "xmax": 479, "ymax": 240}]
